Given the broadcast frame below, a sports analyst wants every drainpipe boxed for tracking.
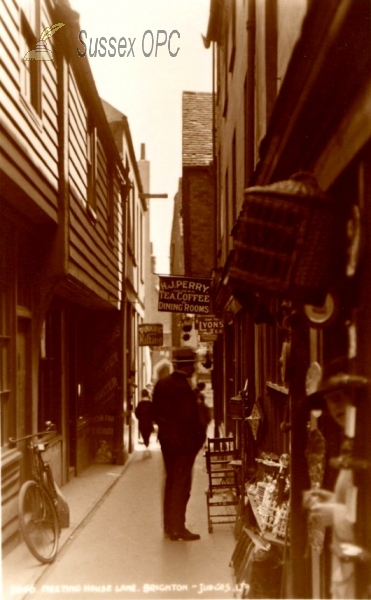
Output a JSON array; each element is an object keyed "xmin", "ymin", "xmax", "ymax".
[
  {"xmin": 117, "ymin": 179, "xmax": 131, "ymax": 464},
  {"xmin": 211, "ymin": 41, "xmax": 221, "ymax": 439},
  {"xmin": 212, "ymin": 40, "xmax": 217, "ymax": 266}
]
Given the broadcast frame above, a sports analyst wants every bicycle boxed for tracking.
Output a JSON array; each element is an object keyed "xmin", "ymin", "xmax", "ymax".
[{"xmin": 9, "ymin": 422, "xmax": 62, "ymax": 564}]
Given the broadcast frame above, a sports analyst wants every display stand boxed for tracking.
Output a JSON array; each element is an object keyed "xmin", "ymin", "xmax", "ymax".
[{"xmin": 230, "ymin": 453, "xmax": 290, "ymax": 598}]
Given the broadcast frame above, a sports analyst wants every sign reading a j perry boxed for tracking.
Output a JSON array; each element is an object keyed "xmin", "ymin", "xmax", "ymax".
[{"xmin": 158, "ymin": 276, "xmax": 211, "ymax": 314}]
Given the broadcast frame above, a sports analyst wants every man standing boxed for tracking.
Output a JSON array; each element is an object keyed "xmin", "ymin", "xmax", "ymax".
[{"xmin": 152, "ymin": 347, "xmax": 205, "ymax": 541}]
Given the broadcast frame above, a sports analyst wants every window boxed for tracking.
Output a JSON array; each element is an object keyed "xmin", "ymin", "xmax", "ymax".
[
  {"xmin": 139, "ymin": 209, "xmax": 144, "ymax": 282},
  {"xmin": 179, "ymin": 214, "xmax": 183, "ymax": 237},
  {"xmin": 20, "ymin": 0, "xmax": 41, "ymax": 115},
  {"xmin": 0, "ymin": 287, "xmax": 12, "ymax": 445},
  {"xmin": 87, "ymin": 118, "xmax": 97, "ymax": 220},
  {"xmin": 265, "ymin": 0, "xmax": 278, "ymax": 124},
  {"xmin": 229, "ymin": 0, "xmax": 236, "ymax": 73},
  {"xmin": 223, "ymin": 35, "xmax": 229, "ymax": 117},
  {"xmin": 225, "ymin": 168, "xmax": 229, "ymax": 256},
  {"xmin": 38, "ymin": 310, "xmax": 62, "ymax": 432},
  {"xmin": 107, "ymin": 167, "xmax": 115, "ymax": 240},
  {"xmin": 127, "ymin": 183, "xmax": 134, "ymax": 251},
  {"xmin": 232, "ymin": 131, "xmax": 237, "ymax": 223},
  {"xmin": 130, "ymin": 188, "xmax": 136, "ymax": 262}
]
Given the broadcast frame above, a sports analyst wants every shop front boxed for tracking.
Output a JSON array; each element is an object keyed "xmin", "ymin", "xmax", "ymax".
[{"xmin": 213, "ymin": 162, "xmax": 371, "ymax": 597}]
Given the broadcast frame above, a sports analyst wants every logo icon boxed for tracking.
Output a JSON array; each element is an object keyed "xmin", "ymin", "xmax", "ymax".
[{"xmin": 23, "ymin": 23, "xmax": 65, "ymax": 61}]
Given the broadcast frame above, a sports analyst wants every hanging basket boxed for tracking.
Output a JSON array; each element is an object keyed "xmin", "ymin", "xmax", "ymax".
[{"xmin": 230, "ymin": 173, "xmax": 335, "ymax": 305}]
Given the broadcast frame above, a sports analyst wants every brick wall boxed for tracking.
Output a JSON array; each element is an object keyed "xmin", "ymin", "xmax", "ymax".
[{"xmin": 183, "ymin": 166, "xmax": 215, "ymax": 278}]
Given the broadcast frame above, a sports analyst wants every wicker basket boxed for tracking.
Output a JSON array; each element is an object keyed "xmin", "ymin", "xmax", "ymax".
[{"xmin": 230, "ymin": 173, "xmax": 334, "ymax": 305}]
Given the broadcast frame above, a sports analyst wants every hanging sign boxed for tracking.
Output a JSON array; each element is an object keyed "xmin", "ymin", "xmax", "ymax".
[
  {"xmin": 138, "ymin": 323, "xmax": 163, "ymax": 346},
  {"xmin": 158, "ymin": 276, "xmax": 212, "ymax": 314},
  {"xmin": 196, "ymin": 316, "xmax": 224, "ymax": 333},
  {"xmin": 199, "ymin": 332, "xmax": 218, "ymax": 341},
  {"xmin": 196, "ymin": 315, "xmax": 224, "ymax": 341}
]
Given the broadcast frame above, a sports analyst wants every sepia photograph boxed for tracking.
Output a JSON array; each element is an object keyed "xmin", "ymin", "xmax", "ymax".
[{"xmin": 1, "ymin": 1, "xmax": 371, "ymax": 599}]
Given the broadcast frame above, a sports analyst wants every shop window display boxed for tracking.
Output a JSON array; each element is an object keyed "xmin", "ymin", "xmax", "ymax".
[{"xmin": 303, "ymin": 357, "xmax": 370, "ymax": 599}]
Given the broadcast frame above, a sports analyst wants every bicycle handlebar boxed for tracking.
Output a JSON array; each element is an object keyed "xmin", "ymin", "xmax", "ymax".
[{"xmin": 8, "ymin": 422, "xmax": 57, "ymax": 448}]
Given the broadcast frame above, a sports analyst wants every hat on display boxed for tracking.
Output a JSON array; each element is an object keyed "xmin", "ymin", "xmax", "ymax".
[
  {"xmin": 305, "ymin": 356, "xmax": 369, "ymax": 411},
  {"xmin": 172, "ymin": 347, "xmax": 197, "ymax": 364}
]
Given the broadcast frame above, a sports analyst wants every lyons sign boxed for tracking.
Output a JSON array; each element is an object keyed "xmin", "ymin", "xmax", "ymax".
[{"xmin": 196, "ymin": 316, "xmax": 224, "ymax": 341}]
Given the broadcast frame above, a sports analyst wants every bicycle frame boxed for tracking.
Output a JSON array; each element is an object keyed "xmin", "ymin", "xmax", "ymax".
[
  {"xmin": 10, "ymin": 420, "xmax": 69, "ymax": 524},
  {"xmin": 10, "ymin": 423, "xmax": 58, "ymax": 493},
  {"xmin": 9, "ymin": 423, "xmax": 61, "ymax": 564},
  {"xmin": 8, "ymin": 421, "xmax": 57, "ymax": 449}
]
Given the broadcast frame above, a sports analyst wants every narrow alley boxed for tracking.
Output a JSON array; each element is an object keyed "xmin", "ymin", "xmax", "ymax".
[
  {"xmin": 2, "ymin": 1, "xmax": 371, "ymax": 598},
  {"xmin": 2, "ymin": 432, "xmax": 237, "ymax": 600}
]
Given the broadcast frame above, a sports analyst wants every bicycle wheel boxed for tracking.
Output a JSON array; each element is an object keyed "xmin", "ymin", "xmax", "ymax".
[{"xmin": 18, "ymin": 480, "xmax": 59, "ymax": 564}]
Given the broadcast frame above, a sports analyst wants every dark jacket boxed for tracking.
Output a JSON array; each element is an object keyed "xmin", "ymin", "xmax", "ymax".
[
  {"xmin": 197, "ymin": 397, "xmax": 212, "ymax": 431},
  {"xmin": 152, "ymin": 371, "xmax": 205, "ymax": 454},
  {"xmin": 135, "ymin": 400, "xmax": 154, "ymax": 426}
]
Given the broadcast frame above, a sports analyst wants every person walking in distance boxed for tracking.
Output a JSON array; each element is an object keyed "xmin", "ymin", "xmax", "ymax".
[
  {"xmin": 135, "ymin": 389, "xmax": 154, "ymax": 458},
  {"xmin": 195, "ymin": 382, "xmax": 212, "ymax": 443},
  {"xmin": 152, "ymin": 347, "xmax": 205, "ymax": 541}
]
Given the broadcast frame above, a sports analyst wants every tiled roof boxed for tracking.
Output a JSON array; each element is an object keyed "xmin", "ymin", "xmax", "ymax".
[{"xmin": 182, "ymin": 92, "xmax": 213, "ymax": 167}]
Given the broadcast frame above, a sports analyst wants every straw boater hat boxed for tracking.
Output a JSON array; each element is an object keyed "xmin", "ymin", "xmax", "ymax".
[
  {"xmin": 305, "ymin": 356, "xmax": 369, "ymax": 411},
  {"xmin": 172, "ymin": 347, "xmax": 197, "ymax": 364}
]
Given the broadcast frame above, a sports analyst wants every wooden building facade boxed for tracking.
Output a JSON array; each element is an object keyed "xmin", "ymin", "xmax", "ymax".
[
  {"xmin": 203, "ymin": 0, "xmax": 371, "ymax": 597},
  {"xmin": 102, "ymin": 100, "xmax": 149, "ymax": 452},
  {"xmin": 0, "ymin": 0, "xmax": 146, "ymax": 553}
]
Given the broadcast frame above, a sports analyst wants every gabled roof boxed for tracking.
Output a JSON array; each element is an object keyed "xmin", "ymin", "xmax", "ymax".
[
  {"xmin": 101, "ymin": 99, "xmax": 143, "ymax": 196},
  {"xmin": 182, "ymin": 91, "xmax": 213, "ymax": 167},
  {"xmin": 102, "ymin": 100, "xmax": 127, "ymax": 123}
]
